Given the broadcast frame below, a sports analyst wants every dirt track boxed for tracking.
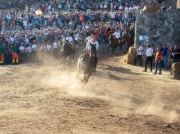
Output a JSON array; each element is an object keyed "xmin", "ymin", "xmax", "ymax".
[{"xmin": 0, "ymin": 46, "xmax": 180, "ymax": 134}]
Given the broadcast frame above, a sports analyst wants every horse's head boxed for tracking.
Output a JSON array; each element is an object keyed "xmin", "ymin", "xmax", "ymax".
[
  {"xmin": 109, "ymin": 34, "xmax": 115, "ymax": 44},
  {"xmin": 122, "ymin": 33, "xmax": 129, "ymax": 41},
  {"xmin": 89, "ymin": 51, "xmax": 95, "ymax": 58}
]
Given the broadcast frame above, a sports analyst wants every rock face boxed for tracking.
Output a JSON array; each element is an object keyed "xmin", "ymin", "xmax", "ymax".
[{"xmin": 135, "ymin": 9, "xmax": 180, "ymax": 48}]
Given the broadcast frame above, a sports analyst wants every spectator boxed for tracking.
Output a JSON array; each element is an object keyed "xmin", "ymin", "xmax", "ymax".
[
  {"xmin": 143, "ymin": 44, "xmax": 153, "ymax": 72},
  {"xmin": 161, "ymin": 44, "xmax": 168, "ymax": 69},
  {"xmin": 154, "ymin": 47, "xmax": 163, "ymax": 75},
  {"xmin": 172, "ymin": 45, "xmax": 180, "ymax": 63},
  {"xmin": 134, "ymin": 43, "xmax": 143, "ymax": 66}
]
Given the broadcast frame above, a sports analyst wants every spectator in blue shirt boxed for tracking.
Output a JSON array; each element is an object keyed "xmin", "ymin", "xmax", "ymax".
[{"xmin": 162, "ymin": 44, "xmax": 168, "ymax": 69}]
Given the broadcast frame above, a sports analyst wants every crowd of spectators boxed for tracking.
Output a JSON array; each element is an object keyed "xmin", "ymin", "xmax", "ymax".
[
  {"xmin": 0, "ymin": 0, "xmax": 139, "ymax": 65},
  {"xmin": 0, "ymin": 0, "xmax": 177, "ymax": 65}
]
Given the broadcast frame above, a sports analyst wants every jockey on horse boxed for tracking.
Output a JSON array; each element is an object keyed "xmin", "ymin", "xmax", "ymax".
[
  {"xmin": 65, "ymin": 34, "xmax": 74, "ymax": 49},
  {"xmin": 81, "ymin": 35, "xmax": 99, "ymax": 72},
  {"xmin": 113, "ymin": 28, "xmax": 121, "ymax": 46}
]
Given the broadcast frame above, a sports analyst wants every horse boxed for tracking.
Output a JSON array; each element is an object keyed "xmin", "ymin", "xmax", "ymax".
[
  {"xmin": 77, "ymin": 51, "xmax": 97, "ymax": 87},
  {"xmin": 122, "ymin": 33, "xmax": 134, "ymax": 53},
  {"xmin": 107, "ymin": 34, "xmax": 124, "ymax": 54},
  {"xmin": 58, "ymin": 42, "xmax": 75, "ymax": 68}
]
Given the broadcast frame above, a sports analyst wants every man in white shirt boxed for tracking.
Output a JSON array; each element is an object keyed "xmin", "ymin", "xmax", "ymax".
[
  {"xmin": 66, "ymin": 34, "xmax": 74, "ymax": 48},
  {"xmin": 113, "ymin": 29, "xmax": 121, "ymax": 45},
  {"xmin": 53, "ymin": 40, "xmax": 58, "ymax": 59},
  {"xmin": 27, "ymin": 43, "xmax": 33, "ymax": 62},
  {"xmin": 19, "ymin": 43, "xmax": 25, "ymax": 63},
  {"xmin": 32, "ymin": 42, "xmax": 37, "ymax": 62},
  {"xmin": 85, "ymin": 34, "xmax": 93, "ymax": 43},
  {"xmin": 143, "ymin": 44, "xmax": 154, "ymax": 72},
  {"xmin": 74, "ymin": 32, "xmax": 79, "ymax": 48},
  {"xmin": 134, "ymin": 43, "xmax": 144, "ymax": 66},
  {"xmin": 86, "ymin": 36, "xmax": 99, "ymax": 72}
]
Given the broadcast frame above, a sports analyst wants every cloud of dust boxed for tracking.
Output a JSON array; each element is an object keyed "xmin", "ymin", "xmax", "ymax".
[
  {"xmin": 39, "ymin": 66, "xmax": 97, "ymax": 98},
  {"xmin": 135, "ymin": 97, "xmax": 180, "ymax": 123}
]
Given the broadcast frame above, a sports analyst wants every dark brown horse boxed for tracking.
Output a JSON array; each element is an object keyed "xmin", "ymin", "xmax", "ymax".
[
  {"xmin": 77, "ymin": 51, "xmax": 96, "ymax": 87},
  {"xmin": 58, "ymin": 42, "xmax": 75, "ymax": 68},
  {"xmin": 122, "ymin": 33, "xmax": 134, "ymax": 53},
  {"xmin": 107, "ymin": 34, "xmax": 124, "ymax": 54}
]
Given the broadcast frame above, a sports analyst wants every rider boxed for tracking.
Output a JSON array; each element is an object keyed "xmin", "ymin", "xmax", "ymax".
[
  {"xmin": 113, "ymin": 28, "xmax": 121, "ymax": 45},
  {"xmin": 84, "ymin": 34, "xmax": 93, "ymax": 53},
  {"xmin": 84, "ymin": 34, "xmax": 93, "ymax": 44},
  {"xmin": 65, "ymin": 34, "xmax": 74, "ymax": 49},
  {"xmin": 86, "ymin": 35, "xmax": 99, "ymax": 72}
]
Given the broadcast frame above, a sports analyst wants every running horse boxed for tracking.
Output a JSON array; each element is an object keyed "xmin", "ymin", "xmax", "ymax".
[
  {"xmin": 58, "ymin": 42, "xmax": 75, "ymax": 68},
  {"xmin": 107, "ymin": 34, "xmax": 124, "ymax": 54},
  {"xmin": 122, "ymin": 33, "xmax": 134, "ymax": 53},
  {"xmin": 77, "ymin": 51, "xmax": 96, "ymax": 87}
]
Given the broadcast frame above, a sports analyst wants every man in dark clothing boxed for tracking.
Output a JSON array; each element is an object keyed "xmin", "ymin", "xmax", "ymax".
[{"xmin": 172, "ymin": 45, "xmax": 180, "ymax": 63}]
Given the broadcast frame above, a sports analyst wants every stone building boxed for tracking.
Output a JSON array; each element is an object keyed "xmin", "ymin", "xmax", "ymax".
[{"xmin": 135, "ymin": 9, "xmax": 180, "ymax": 48}]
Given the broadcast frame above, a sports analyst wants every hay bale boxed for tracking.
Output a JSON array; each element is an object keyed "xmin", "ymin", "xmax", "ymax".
[
  {"xmin": 126, "ymin": 58, "xmax": 134, "ymax": 65},
  {"xmin": 128, "ymin": 47, "xmax": 136, "ymax": 53},
  {"xmin": 171, "ymin": 63, "xmax": 180, "ymax": 69},
  {"xmin": 171, "ymin": 69, "xmax": 180, "ymax": 79},
  {"xmin": 127, "ymin": 53, "xmax": 135, "ymax": 59}
]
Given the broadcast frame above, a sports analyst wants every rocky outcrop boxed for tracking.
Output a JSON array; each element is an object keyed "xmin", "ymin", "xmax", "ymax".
[{"xmin": 135, "ymin": 9, "xmax": 180, "ymax": 48}]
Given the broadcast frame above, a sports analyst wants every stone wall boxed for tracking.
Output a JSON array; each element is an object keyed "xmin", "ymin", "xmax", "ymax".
[{"xmin": 135, "ymin": 9, "xmax": 180, "ymax": 48}]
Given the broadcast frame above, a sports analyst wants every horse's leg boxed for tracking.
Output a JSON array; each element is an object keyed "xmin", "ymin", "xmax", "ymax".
[
  {"xmin": 118, "ymin": 42, "xmax": 123, "ymax": 51},
  {"xmin": 58, "ymin": 56, "xmax": 65, "ymax": 69},
  {"xmin": 107, "ymin": 45, "xmax": 111, "ymax": 51},
  {"xmin": 81, "ymin": 71, "xmax": 92, "ymax": 88},
  {"xmin": 72, "ymin": 49, "xmax": 75, "ymax": 64},
  {"xmin": 86, "ymin": 71, "xmax": 92, "ymax": 82},
  {"xmin": 125, "ymin": 44, "xmax": 130, "ymax": 53},
  {"xmin": 112, "ymin": 46, "xmax": 116, "ymax": 54}
]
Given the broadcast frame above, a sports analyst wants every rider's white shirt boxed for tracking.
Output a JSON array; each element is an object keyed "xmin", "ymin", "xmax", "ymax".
[
  {"xmin": 113, "ymin": 32, "xmax": 121, "ymax": 39},
  {"xmin": 74, "ymin": 33, "xmax": 79, "ymax": 41},
  {"xmin": 66, "ymin": 36, "xmax": 73, "ymax": 44},
  {"xmin": 86, "ymin": 40, "xmax": 99, "ymax": 51},
  {"xmin": 85, "ymin": 36, "xmax": 92, "ymax": 42}
]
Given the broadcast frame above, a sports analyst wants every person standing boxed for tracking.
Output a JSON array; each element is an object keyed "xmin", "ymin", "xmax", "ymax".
[
  {"xmin": 134, "ymin": 43, "xmax": 143, "ymax": 66},
  {"xmin": 12, "ymin": 44, "xmax": 19, "ymax": 64},
  {"xmin": 19, "ymin": 43, "xmax": 25, "ymax": 63},
  {"xmin": 0, "ymin": 44, "xmax": 5, "ymax": 65},
  {"xmin": 32, "ymin": 41, "xmax": 37, "ymax": 63},
  {"xmin": 66, "ymin": 34, "xmax": 74, "ymax": 49},
  {"xmin": 27, "ymin": 43, "xmax": 33, "ymax": 63},
  {"xmin": 143, "ymin": 44, "xmax": 153, "ymax": 72},
  {"xmin": 154, "ymin": 47, "xmax": 163, "ymax": 75},
  {"xmin": 53, "ymin": 39, "xmax": 58, "ymax": 59},
  {"xmin": 172, "ymin": 45, "xmax": 180, "ymax": 63},
  {"xmin": 161, "ymin": 44, "xmax": 168, "ymax": 69}
]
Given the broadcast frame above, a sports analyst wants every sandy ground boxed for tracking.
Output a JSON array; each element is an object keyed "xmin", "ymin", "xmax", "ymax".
[{"xmin": 0, "ymin": 45, "xmax": 180, "ymax": 134}]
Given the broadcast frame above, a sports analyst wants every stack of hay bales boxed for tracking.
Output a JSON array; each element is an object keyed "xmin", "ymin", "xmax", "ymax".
[
  {"xmin": 126, "ymin": 47, "xmax": 136, "ymax": 65},
  {"xmin": 171, "ymin": 63, "xmax": 180, "ymax": 79}
]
